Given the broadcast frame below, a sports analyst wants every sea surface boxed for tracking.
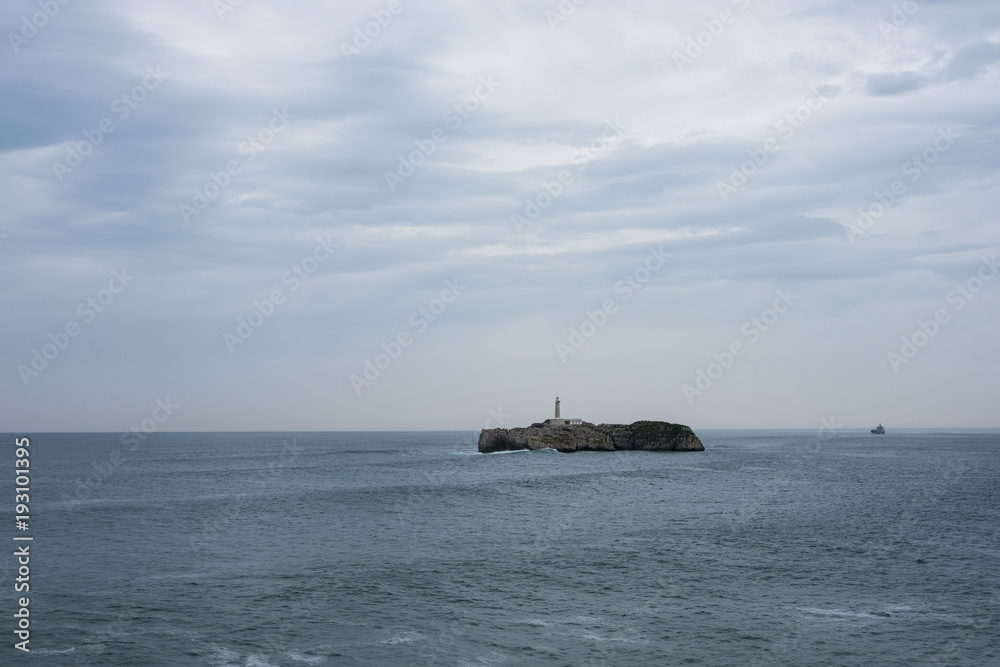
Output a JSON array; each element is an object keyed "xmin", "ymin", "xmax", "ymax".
[{"xmin": 7, "ymin": 429, "xmax": 1000, "ymax": 666}]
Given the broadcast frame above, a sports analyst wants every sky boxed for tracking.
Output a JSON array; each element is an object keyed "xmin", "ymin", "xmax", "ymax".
[{"xmin": 1, "ymin": 0, "xmax": 998, "ymax": 432}]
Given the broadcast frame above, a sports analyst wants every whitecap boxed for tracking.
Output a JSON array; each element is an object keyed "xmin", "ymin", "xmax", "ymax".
[
  {"xmin": 284, "ymin": 648, "xmax": 326, "ymax": 664},
  {"xmin": 566, "ymin": 615, "xmax": 604, "ymax": 625},
  {"xmin": 32, "ymin": 646, "xmax": 77, "ymax": 655},
  {"xmin": 245, "ymin": 654, "xmax": 279, "ymax": 667},
  {"xmin": 799, "ymin": 607, "xmax": 879, "ymax": 620},
  {"xmin": 377, "ymin": 630, "xmax": 423, "ymax": 645},
  {"xmin": 882, "ymin": 604, "xmax": 914, "ymax": 615},
  {"xmin": 205, "ymin": 644, "xmax": 242, "ymax": 666},
  {"xmin": 578, "ymin": 630, "xmax": 647, "ymax": 645},
  {"xmin": 458, "ymin": 651, "xmax": 509, "ymax": 665}
]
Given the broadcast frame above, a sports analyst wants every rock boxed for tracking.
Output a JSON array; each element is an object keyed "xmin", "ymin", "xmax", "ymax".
[{"xmin": 478, "ymin": 420, "xmax": 704, "ymax": 454}]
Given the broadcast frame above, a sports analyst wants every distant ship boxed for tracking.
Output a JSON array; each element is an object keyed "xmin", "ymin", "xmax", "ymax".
[{"xmin": 871, "ymin": 423, "xmax": 885, "ymax": 435}]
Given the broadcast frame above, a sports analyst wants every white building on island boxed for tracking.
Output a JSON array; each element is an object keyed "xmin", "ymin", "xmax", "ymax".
[{"xmin": 544, "ymin": 397, "xmax": 582, "ymax": 426}]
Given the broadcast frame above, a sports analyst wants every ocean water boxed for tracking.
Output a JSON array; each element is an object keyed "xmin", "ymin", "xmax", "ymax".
[{"xmin": 9, "ymin": 429, "xmax": 1000, "ymax": 666}]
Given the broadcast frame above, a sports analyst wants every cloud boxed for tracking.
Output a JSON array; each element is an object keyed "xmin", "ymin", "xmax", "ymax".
[
  {"xmin": 941, "ymin": 40, "xmax": 1000, "ymax": 81},
  {"xmin": 1, "ymin": 0, "xmax": 998, "ymax": 430},
  {"xmin": 865, "ymin": 71, "xmax": 928, "ymax": 96}
]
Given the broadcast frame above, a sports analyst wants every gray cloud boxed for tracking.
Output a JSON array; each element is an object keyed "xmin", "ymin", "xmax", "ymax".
[
  {"xmin": 865, "ymin": 71, "xmax": 927, "ymax": 96},
  {"xmin": 1, "ymin": 0, "xmax": 998, "ymax": 430}
]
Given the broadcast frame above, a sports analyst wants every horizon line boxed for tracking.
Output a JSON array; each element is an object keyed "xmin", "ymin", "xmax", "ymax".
[{"xmin": 7, "ymin": 427, "xmax": 1000, "ymax": 434}]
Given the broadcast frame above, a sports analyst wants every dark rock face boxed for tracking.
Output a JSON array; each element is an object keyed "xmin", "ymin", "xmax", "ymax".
[{"xmin": 478, "ymin": 421, "xmax": 704, "ymax": 454}]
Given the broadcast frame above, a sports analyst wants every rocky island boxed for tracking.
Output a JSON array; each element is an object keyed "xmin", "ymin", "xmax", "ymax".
[{"xmin": 478, "ymin": 398, "xmax": 704, "ymax": 454}]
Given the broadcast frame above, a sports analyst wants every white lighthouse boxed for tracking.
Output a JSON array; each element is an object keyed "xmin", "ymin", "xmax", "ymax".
[{"xmin": 545, "ymin": 396, "xmax": 567, "ymax": 426}]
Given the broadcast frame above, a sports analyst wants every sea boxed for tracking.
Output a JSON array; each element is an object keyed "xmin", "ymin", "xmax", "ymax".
[{"xmin": 8, "ymin": 429, "xmax": 999, "ymax": 666}]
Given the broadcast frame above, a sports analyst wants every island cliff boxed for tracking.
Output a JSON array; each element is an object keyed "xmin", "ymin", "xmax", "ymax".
[{"xmin": 478, "ymin": 420, "xmax": 704, "ymax": 454}]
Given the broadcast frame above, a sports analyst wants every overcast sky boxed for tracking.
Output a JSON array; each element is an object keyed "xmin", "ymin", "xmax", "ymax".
[{"xmin": 2, "ymin": 0, "xmax": 998, "ymax": 432}]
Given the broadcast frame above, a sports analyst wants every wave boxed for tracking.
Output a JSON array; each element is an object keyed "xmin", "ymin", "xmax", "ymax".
[
  {"xmin": 377, "ymin": 630, "xmax": 423, "ymax": 645},
  {"xmin": 31, "ymin": 646, "xmax": 78, "ymax": 655},
  {"xmin": 479, "ymin": 448, "xmax": 531, "ymax": 455},
  {"xmin": 205, "ymin": 644, "xmax": 241, "ymax": 666},
  {"xmin": 206, "ymin": 644, "xmax": 285, "ymax": 667},
  {"xmin": 284, "ymin": 649, "xmax": 326, "ymax": 664},
  {"xmin": 458, "ymin": 651, "xmax": 509, "ymax": 666},
  {"xmin": 799, "ymin": 607, "xmax": 881, "ymax": 620}
]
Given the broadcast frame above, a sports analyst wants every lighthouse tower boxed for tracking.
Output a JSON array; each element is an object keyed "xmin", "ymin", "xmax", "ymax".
[{"xmin": 545, "ymin": 396, "xmax": 566, "ymax": 426}]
